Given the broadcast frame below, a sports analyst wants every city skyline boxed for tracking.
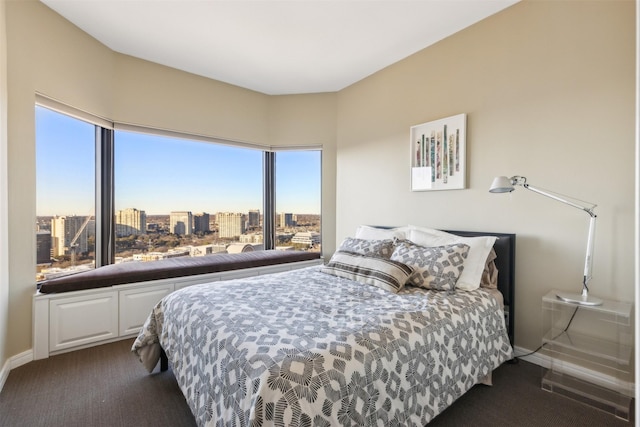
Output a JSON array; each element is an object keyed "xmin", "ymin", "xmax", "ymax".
[
  {"xmin": 37, "ymin": 210, "xmax": 320, "ymax": 218},
  {"xmin": 36, "ymin": 106, "xmax": 322, "ymax": 216}
]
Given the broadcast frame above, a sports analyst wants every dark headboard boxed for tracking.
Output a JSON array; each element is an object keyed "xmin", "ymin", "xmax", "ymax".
[{"xmin": 445, "ymin": 230, "xmax": 516, "ymax": 347}]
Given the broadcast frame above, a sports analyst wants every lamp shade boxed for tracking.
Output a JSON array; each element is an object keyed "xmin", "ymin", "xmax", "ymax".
[{"xmin": 489, "ymin": 176, "xmax": 514, "ymax": 193}]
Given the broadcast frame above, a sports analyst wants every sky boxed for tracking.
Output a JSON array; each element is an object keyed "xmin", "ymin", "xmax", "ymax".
[{"xmin": 36, "ymin": 106, "xmax": 321, "ymax": 216}]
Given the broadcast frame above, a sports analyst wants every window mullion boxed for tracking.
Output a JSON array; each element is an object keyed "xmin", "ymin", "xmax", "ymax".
[
  {"xmin": 96, "ymin": 127, "xmax": 115, "ymax": 266},
  {"xmin": 263, "ymin": 151, "xmax": 276, "ymax": 250}
]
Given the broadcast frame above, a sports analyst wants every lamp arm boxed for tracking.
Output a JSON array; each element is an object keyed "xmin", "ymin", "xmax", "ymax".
[
  {"xmin": 583, "ymin": 215, "xmax": 596, "ymax": 291},
  {"xmin": 523, "ymin": 182, "xmax": 597, "ymax": 296},
  {"xmin": 522, "ymin": 184, "xmax": 596, "ymax": 217}
]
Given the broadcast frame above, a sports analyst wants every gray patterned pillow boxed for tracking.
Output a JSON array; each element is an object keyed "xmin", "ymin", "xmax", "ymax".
[
  {"xmin": 390, "ymin": 241, "xmax": 469, "ymax": 290},
  {"xmin": 337, "ymin": 237, "xmax": 396, "ymax": 259},
  {"xmin": 321, "ymin": 251, "xmax": 413, "ymax": 293}
]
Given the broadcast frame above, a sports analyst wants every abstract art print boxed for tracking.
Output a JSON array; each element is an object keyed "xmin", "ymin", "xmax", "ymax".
[{"xmin": 410, "ymin": 113, "xmax": 466, "ymax": 191}]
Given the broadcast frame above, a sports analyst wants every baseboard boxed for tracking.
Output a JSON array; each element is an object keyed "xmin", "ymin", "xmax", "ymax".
[
  {"xmin": 10, "ymin": 349, "xmax": 33, "ymax": 370},
  {"xmin": 514, "ymin": 346, "xmax": 550, "ymax": 368},
  {"xmin": 0, "ymin": 358, "xmax": 9, "ymax": 393},
  {"xmin": 514, "ymin": 345, "xmax": 635, "ymax": 398},
  {"xmin": 0, "ymin": 349, "xmax": 34, "ymax": 394}
]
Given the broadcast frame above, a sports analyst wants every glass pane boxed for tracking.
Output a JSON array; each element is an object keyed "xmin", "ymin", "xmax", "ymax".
[
  {"xmin": 275, "ymin": 150, "xmax": 322, "ymax": 252},
  {"xmin": 36, "ymin": 106, "xmax": 96, "ymax": 281},
  {"xmin": 114, "ymin": 131, "xmax": 263, "ymax": 262}
]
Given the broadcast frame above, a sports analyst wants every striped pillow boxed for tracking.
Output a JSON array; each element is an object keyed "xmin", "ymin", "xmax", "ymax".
[
  {"xmin": 337, "ymin": 237, "xmax": 396, "ymax": 259},
  {"xmin": 321, "ymin": 251, "xmax": 413, "ymax": 293}
]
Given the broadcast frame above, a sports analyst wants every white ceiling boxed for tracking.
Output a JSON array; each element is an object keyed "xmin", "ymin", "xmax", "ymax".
[{"xmin": 40, "ymin": 0, "xmax": 519, "ymax": 95}]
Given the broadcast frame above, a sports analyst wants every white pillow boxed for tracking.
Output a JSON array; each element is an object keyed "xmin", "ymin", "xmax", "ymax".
[
  {"xmin": 354, "ymin": 225, "xmax": 408, "ymax": 241},
  {"xmin": 408, "ymin": 229, "xmax": 497, "ymax": 291},
  {"xmin": 407, "ymin": 225, "xmax": 450, "ymax": 237}
]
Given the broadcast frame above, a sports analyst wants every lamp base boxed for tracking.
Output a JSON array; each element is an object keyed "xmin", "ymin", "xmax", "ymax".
[{"xmin": 556, "ymin": 291, "xmax": 603, "ymax": 306}]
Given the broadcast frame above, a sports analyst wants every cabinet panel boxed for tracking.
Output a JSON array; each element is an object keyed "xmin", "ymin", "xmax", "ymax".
[
  {"xmin": 119, "ymin": 284, "xmax": 174, "ymax": 336},
  {"xmin": 49, "ymin": 291, "xmax": 118, "ymax": 353}
]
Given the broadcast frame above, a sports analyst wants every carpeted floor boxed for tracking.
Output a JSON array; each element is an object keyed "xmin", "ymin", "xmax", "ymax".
[{"xmin": 0, "ymin": 339, "xmax": 634, "ymax": 426}]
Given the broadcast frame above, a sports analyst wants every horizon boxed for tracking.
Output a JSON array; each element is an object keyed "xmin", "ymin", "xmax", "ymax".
[{"xmin": 36, "ymin": 211, "xmax": 321, "ymax": 219}]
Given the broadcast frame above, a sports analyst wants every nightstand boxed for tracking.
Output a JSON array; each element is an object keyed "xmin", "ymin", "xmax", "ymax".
[{"xmin": 541, "ymin": 290, "xmax": 633, "ymax": 420}]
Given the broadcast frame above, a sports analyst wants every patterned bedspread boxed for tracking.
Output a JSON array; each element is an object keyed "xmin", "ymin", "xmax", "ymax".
[{"xmin": 132, "ymin": 265, "xmax": 513, "ymax": 426}]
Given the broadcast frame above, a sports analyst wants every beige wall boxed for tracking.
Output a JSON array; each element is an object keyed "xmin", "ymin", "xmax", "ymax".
[
  {"xmin": 0, "ymin": 0, "xmax": 9, "ymax": 375},
  {"xmin": 113, "ymin": 54, "xmax": 270, "ymax": 145},
  {"xmin": 4, "ymin": 1, "xmax": 337, "ymax": 357},
  {"xmin": 336, "ymin": 0, "xmax": 636, "ymax": 352}
]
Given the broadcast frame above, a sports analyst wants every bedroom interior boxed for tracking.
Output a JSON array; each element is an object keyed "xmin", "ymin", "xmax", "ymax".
[{"xmin": 0, "ymin": 0, "xmax": 637, "ymax": 425}]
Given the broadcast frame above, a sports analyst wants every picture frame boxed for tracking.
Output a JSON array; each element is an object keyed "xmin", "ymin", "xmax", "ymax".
[{"xmin": 410, "ymin": 113, "xmax": 466, "ymax": 191}]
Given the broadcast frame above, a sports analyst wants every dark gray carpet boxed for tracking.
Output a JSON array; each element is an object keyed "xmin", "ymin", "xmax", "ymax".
[
  {"xmin": 0, "ymin": 339, "xmax": 195, "ymax": 427},
  {"xmin": 0, "ymin": 339, "xmax": 633, "ymax": 426}
]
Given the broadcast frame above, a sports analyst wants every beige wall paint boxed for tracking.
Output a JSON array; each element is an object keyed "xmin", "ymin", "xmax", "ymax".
[
  {"xmin": 336, "ymin": 0, "xmax": 636, "ymax": 351},
  {"xmin": 5, "ymin": 1, "xmax": 337, "ymax": 357},
  {"xmin": 0, "ymin": 0, "xmax": 9, "ymax": 375},
  {"xmin": 113, "ymin": 54, "xmax": 270, "ymax": 145}
]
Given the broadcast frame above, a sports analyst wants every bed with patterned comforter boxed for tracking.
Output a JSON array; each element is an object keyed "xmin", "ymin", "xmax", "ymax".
[{"xmin": 132, "ymin": 264, "xmax": 513, "ymax": 426}]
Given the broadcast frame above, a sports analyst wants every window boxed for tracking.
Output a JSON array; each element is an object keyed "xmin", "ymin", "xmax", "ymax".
[
  {"xmin": 35, "ymin": 101, "xmax": 322, "ymax": 284},
  {"xmin": 36, "ymin": 106, "xmax": 96, "ymax": 281},
  {"xmin": 114, "ymin": 131, "xmax": 263, "ymax": 261},
  {"xmin": 275, "ymin": 150, "xmax": 322, "ymax": 252}
]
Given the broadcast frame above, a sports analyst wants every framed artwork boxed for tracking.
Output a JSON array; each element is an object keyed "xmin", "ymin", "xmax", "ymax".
[{"xmin": 410, "ymin": 113, "xmax": 466, "ymax": 191}]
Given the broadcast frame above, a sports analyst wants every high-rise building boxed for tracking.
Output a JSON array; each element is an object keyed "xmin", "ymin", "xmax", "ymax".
[
  {"xmin": 115, "ymin": 208, "xmax": 146, "ymax": 237},
  {"xmin": 279, "ymin": 212, "xmax": 294, "ymax": 228},
  {"xmin": 36, "ymin": 231, "xmax": 52, "ymax": 264},
  {"xmin": 217, "ymin": 212, "xmax": 245, "ymax": 238},
  {"xmin": 51, "ymin": 215, "xmax": 90, "ymax": 257},
  {"xmin": 248, "ymin": 209, "xmax": 260, "ymax": 228},
  {"xmin": 193, "ymin": 213, "xmax": 210, "ymax": 234},
  {"xmin": 170, "ymin": 211, "xmax": 193, "ymax": 235}
]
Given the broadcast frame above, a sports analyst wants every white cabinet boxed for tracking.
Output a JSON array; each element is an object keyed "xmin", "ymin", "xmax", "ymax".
[
  {"xmin": 541, "ymin": 290, "xmax": 633, "ymax": 420},
  {"xmin": 119, "ymin": 283, "xmax": 174, "ymax": 336},
  {"xmin": 49, "ymin": 291, "xmax": 118, "ymax": 353},
  {"xmin": 33, "ymin": 258, "xmax": 324, "ymax": 359}
]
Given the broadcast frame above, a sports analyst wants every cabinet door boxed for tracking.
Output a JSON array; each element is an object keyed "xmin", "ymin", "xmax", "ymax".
[
  {"xmin": 49, "ymin": 291, "xmax": 118, "ymax": 353},
  {"xmin": 119, "ymin": 284, "xmax": 173, "ymax": 336}
]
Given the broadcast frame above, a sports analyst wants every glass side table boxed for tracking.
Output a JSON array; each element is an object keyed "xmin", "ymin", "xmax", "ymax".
[{"xmin": 541, "ymin": 290, "xmax": 633, "ymax": 420}]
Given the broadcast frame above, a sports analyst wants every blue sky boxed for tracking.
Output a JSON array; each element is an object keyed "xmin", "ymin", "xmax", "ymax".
[{"xmin": 36, "ymin": 106, "xmax": 321, "ymax": 216}]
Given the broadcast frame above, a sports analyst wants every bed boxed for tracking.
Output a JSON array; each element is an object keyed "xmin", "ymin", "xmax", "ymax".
[{"xmin": 133, "ymin": 228, "xmax": 515, "ymax": 426}]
